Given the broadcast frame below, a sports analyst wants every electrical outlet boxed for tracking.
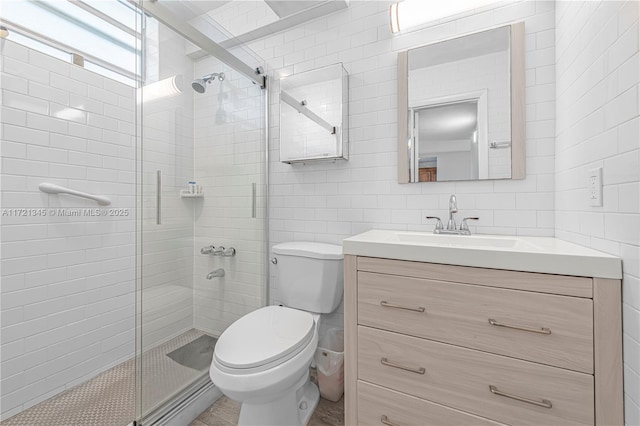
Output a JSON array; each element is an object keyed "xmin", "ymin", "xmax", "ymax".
[{"xmin": 588, "ymin": 167, "xmax": 603, "ymax": 207}]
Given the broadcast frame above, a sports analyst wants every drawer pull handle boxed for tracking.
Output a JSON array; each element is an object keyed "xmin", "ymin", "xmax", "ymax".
[
  {"xmin": 380, "ymin": 301, "xmax": 425, "ymax": 313},
  {"xmin": 488, "ymin": 318, "xmax": 551, "ymax": 335},
  {"xmin": 380, "ymin": 415, "xmax": 401, "ymax": 426},
  {"xmin": 380, "ymin": 357, "xmax": 426, "ymax": 375},
  {"xmin": 489, "ymin": 385, "xmax": 553, "ymax": 409}
]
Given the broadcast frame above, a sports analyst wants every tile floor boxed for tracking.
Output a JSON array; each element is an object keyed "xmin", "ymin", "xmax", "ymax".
[
  {"xmin": 1, "ymin": 330, "xmax": 209, "ymax": 426},
  {"xmin": 191, "ymin": 394, "xmax": 345, "ymax": 426},
  {"xmin": 2, "ymin": 330, "xmax": 344, "ymax": 426}
]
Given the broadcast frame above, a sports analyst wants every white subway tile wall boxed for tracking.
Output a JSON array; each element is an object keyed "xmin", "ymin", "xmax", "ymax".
[
  {"xmin": 1, "ymin": 40, "xmax": 136, "ymax": 420},
  {"xmin": 192, "ymin": 58, "xmax": 267, "ymax": 338},
  {"xmin": 555, "ymin": 1, "xmax": 640, "ymax": 424},
  {"xmin": 248, "ymin": 1, "xmax": 556, "ymax": 332}
]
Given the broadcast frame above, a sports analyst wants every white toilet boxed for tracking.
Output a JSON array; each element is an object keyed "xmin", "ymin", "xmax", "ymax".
[{"xmin": 209, "ymin": 242, "xmax": 344, "ymax": 426}]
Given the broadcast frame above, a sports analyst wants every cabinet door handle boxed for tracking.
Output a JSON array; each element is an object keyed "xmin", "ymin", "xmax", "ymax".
[
  {"xmin": 380, "ymin": 357, "xmax": 425, "ymax": 375},
  {"xmin": 380, "ymin": 301, "xmax": 425, "ymax": 313},
  {"xmin": 489, "ymin": 385, "xmax": 553, "ymax": 409},
  {"xmin": 488, "ymin": 318, "xmax": 551, "ymax": 335},
  {"xmin": 380, "ymin": 415, "xmax": 401, "ymax": 426}
]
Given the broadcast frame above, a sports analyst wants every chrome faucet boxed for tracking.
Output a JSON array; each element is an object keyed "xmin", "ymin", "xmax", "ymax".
[
  {"xmin": 426, "ymin": 194, "xmax": 479, "ymax": 235},
  {"xmin": 447, "ymin": 194, "xmax": 458, "ymax": 231},
  {"xmin": 206, "ymin": 268, "xmax": 225, "ymax": 279},
  {"xmin": 201, "ymin": 245, "xmax": 236, "ymax": 256}
]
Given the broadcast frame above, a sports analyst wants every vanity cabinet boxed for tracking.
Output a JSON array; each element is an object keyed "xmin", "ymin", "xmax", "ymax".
[{"xmin": 344, "ymin": 256, "xmax": 623, "ymax": 426}]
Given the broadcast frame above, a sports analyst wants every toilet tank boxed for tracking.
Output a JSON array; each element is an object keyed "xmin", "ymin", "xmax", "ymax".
[{"xmin": 272, "ymin": 242, "xmax": 343, "ymax": 313}]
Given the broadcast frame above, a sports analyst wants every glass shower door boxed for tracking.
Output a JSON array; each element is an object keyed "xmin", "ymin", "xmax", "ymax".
[
  {"xmin": 0, "ymin": 1, "xmax": 142, "ymax": 424},
  {"xmin": 137, "ymin": 7, "xmax": 267, "ymax": 421}
]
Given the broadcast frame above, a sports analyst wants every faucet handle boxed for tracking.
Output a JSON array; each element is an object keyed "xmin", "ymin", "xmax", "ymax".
[
  {"xmin": 201, "ymin": 245, "xmax": 215, "ymax": 255},
  {"xmin": 460, "ymin": 217, "xmax": 479, "ymax": 231},
  {"xmin": 425, "ymin": 216, "xmax": 444, "ymax": 231}
]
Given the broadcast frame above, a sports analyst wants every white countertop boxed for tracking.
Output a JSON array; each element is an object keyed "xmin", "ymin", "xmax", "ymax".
[{"xmin": 342, "ymin": 230, "xmax": 622, "ymax": 279}]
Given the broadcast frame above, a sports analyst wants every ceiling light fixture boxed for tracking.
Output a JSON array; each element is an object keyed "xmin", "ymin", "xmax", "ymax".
[
  {"xmin": 137, "ymin": 75, "xmax": 183, "ymax": 104},
  {"xmin": 390, "ymin": 0, "xmax": 499, "ymax": 33}
]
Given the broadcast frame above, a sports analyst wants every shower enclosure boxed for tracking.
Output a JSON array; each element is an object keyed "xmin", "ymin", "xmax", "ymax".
[{"xmin": 0, "ymin": 1, "xmax": 268, "ymax": 424}]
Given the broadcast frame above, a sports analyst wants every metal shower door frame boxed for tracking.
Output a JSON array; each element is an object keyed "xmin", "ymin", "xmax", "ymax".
[{"xmin": 136, "ymin": 0, "xmax": 265, "ymax": 89}]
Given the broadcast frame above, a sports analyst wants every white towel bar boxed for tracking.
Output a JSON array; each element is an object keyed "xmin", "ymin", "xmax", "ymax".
[{"xmin": 39, "ymin": 183, "xmax": 111, "ymax": 206}]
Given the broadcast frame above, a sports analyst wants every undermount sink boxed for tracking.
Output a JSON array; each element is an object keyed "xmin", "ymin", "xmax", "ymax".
[{"xmin": 386, "ymin": 232, "xmax": 538, "ymax": 250}]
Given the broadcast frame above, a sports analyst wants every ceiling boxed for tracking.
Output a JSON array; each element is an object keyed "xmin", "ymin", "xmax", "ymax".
[
  {"xmin": 418, "ymin": 100, "xmax": 478, "ymax": 143},
  {"xmin": 156, "ymin": 0, "xmax": 349, "ymax": 51}
]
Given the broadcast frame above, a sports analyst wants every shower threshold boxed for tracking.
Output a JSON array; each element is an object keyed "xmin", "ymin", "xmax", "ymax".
[{"xmin": 1, "ymin": 329, "xmax": 215, "ymax": 426}]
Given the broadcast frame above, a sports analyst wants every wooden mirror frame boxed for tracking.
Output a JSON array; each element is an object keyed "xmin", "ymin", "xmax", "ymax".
[{"xmin": 397, "ymin": 22, "xmax": 526, "ymax": 183}]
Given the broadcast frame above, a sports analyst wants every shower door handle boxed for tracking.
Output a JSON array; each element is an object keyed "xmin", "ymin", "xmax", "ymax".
[
  {"xmin": 156, "ymin": 170, "xmax": 162, "ymax": 225},
  {"xmin": 251, "ymin": 183, "xmax": 256, "ymax": 218}
]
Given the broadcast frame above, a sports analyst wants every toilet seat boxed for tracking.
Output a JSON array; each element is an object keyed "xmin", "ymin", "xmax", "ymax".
[{"xmin": 214, "ymin": 305, "xmax": 315, "ymax": 373}]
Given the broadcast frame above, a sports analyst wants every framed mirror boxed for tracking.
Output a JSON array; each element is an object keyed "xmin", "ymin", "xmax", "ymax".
[{"xmin": 398, "ymin": 23, "xmax": 525, "ymax": 183}]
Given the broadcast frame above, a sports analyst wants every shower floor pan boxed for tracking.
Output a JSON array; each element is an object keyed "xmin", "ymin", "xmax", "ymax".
[{"xmin": 1, "ymin": 329, "xmax": 216, "ymax": 426}]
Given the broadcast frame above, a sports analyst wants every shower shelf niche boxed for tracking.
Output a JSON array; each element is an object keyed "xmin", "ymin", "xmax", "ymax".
[{"xmin": 179, "ymin": 190, "xmax": 204, "ymax": 198}]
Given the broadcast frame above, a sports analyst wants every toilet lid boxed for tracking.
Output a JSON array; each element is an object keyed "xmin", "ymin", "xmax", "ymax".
[{"xmin": 214, "ymin": 305, "xmax": 315, "ymax": 370}]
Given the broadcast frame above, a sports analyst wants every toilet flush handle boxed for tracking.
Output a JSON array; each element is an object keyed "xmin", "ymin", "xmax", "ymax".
[{"xmin": 271, "ymin": 257, "xmax": 278, "ymax": 264}]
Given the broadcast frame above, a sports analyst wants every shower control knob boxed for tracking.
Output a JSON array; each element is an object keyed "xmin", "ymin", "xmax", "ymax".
[{"xmin": 271, "ymin": 258, "xmax": 278, "ymax": 264}]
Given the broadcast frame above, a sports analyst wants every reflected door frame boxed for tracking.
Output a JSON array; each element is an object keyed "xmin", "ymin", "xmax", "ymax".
[{"xmin": 409, "ymin": 89, "xmax": 488, "ymax": 182}]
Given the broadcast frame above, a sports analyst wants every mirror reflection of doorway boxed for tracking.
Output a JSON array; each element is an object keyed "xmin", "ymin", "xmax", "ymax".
[{"xmin": 415, "ymin": 99, "xmax": 480, "ymax": 181}]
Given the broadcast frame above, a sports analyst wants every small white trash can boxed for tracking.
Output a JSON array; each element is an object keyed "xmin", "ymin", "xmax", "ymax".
[{"xmin": 314, "ymin": 328, "xmax": 344, "ymax": 402}]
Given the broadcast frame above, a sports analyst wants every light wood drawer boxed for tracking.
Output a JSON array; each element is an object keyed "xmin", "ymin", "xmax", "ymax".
[
  {"xmin": 358, "ymin": 271, "xmax": 594, "ymax": 373},
  {"xmin": 358, "ymin": 381, "xmax": 506, "ymax": 426},
  {"xmin": 358, "ymin": 326, "xmax": 594, "ymax": 426},
  {"xmin": 357, "ymin": 257, "xmax": 593, "ymax": 298}
]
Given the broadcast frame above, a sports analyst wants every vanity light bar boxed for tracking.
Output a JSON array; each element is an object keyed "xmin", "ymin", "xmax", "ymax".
[{"xmin": 389, "ymin": 0, "xmax": 500, "ymax": 33}]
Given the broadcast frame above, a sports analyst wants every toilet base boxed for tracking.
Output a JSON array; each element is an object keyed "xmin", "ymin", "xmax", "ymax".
[
  {"xmin": 237, "ymin": 371, "xmax": 319, "ymax": 426},
  {"xmin": 297, "ymin": 379, "xmax": 320, "ymax": 425}
]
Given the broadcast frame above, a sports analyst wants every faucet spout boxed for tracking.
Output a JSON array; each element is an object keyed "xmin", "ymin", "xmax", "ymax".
[
  {"xmin": 429, "ymin": 195, "xmax": 477, "ymax": 235},
  {"xmin": 447, "ymin": 194, "xmax": 458, "ymax": 230},
  {"xmin": 206, "ymin": 268, "xmax": 225, "ymax": 279}
]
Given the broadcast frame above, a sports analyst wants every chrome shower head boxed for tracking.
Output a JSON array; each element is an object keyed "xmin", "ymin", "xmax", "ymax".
[
  {"xmin": 192, "ymin": 79, "xmax": 206, "ymax": 93},
  {"xmin": 191, "ymin": 72, "xmax": 225, "ymax": 93}
]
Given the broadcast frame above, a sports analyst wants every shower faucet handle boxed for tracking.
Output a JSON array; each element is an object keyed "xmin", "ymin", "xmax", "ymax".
[{"xmin": 200, "ymin": 245, "xmax": 215, "ymax": 255}]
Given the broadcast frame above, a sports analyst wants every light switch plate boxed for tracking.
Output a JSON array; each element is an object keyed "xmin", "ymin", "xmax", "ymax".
[{"xmin": 588, "ymin": 167, "xmax": 603, "ymax": 207}]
